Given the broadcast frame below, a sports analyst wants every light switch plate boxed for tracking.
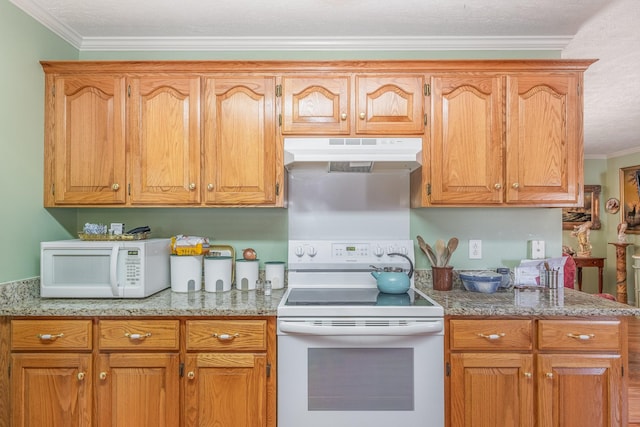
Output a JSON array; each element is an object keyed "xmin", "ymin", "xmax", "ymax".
[{"xmin": 528, "ymin": 240, "xmax": 545, "ymax": 259}]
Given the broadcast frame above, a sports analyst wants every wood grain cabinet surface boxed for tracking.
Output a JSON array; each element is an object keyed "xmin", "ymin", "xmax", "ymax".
[
  {"xmin": 447, "ymin": 317, "xmax": 627, "ymax": 427},
  {"xmin": 5, "ymin": 317, "xmax": 276, "ymax": 427}
]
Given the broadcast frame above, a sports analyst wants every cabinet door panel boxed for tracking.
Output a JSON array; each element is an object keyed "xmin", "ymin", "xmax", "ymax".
[
  {"xmin": 450, "ymin": 353, "xmax": 534, "ymax": 427},
  {"xmin": 356, "ymin": 76, "xmax": 424, "ymax": 134},
  {"xmin": 203, "ymin": 77, "xmax": 277, "ymax": 205},
  {"xmin": 430, "ymin": 75, "xmax": 503, "ymax": 204},
  {"xmin": 129, "ymin": 77, "xmax": 201, "ymax": 204},
  {"xmin": 505, "ymin": 74, "xmax": 582, "ymax": 205},
  {"xmin": 282, "ymin": 76, "xmax": 350, "ymax": 134},
  {"xmin": 184, "ymin": 353, "xmax": 267, "ymax": 427},
  {"xmin": 53, "ymin": 75, "xmax": 126, "ymax": 205},
  {"xmin": 537, "ymin": 354, "xmax": 623, "ymax": 427},
  {"xmin": 96, "ymin": 353, "xmax": 180, "ymax": 427},
  {"xmin": 11, "ymin": 353, "xmax": 92, "ymax": 427}
]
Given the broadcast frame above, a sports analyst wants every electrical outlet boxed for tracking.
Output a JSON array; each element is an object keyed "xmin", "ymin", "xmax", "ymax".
[{"xmin": 469, "ymin": 239, "xmax": 482, "ymax": 259}]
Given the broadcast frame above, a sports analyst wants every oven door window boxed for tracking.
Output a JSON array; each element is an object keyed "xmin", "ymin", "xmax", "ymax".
[{"xmin": 308, "ymin": 348, "xmax": 413, "ymax": 411}]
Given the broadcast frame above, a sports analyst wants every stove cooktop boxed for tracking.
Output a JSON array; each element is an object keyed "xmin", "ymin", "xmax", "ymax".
[{"xmin": 278, "ymin": 287, "xmax": 444, "ymax": 318}]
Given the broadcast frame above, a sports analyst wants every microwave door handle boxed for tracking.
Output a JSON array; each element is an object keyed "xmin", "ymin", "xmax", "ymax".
[{"xmin": 109, "ymin": 246, "xmax": 120, "ymax": 297}]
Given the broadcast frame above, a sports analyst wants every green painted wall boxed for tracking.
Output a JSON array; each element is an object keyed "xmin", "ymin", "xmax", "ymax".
[
  {"xmin": 6, "ymin": 4, "xmax": 636, "ymax": 302},
  {"xmin": 0, "ymin": 0, "xmax": 78, "ymax": 283}
]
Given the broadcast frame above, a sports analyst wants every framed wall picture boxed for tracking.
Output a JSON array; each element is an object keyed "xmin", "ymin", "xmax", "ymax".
[
  {"xmin": 562, "ymin": 184, "xmax": 601, "ymax": 230},
  {"xmin": 620, "ymin": 165, "xmax": 640, "ymax": 234}
]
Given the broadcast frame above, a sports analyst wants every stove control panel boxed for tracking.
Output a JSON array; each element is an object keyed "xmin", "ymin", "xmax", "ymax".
[{"xmin": 289, "ymin": 240, "xmax": 414, "ymax": 266}]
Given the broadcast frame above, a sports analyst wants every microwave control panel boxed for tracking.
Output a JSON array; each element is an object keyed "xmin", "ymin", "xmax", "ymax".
[{"xmin": 121, "ymin": 249, "xmax": 142, "ymax": 285}]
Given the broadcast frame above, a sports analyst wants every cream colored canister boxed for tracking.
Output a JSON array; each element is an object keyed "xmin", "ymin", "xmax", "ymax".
[
  {"xmin": 170, "ymin": 255, "xmax": 203, "ymax": 293},
  {"xmin": 204, "ymin": 255, "xmax": 232, "ymax": 292},
  {"xmin": 235, "ymin": 259, "xmax": 259, "ymax": 291},
  {"xmin": 265, "ymin": 261, "xmax": 286, "ymax": 289}
]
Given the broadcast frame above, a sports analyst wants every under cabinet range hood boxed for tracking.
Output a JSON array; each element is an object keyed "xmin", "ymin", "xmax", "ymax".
[{"xmin": 284, "ymin": 137, "xmax": 422, "ymax": 173}]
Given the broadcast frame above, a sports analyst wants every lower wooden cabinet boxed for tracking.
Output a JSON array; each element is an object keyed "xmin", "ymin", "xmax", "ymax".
[
  {"xmin": 6, "ymin": 317, "xmax": 276, "ymax": 427},
  {"xmin": 447, "ymin": 317, "xmax": 627, "ymax": 427}
]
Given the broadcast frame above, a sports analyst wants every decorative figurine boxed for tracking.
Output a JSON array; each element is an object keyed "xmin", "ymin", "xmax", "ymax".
[
  {"xmin": 617, "ymin": 222, "xmax": 628, "ymax": 243},
  {"xmin": 571, "ymin": 221, "xmax": 593, "ymax": 257}
]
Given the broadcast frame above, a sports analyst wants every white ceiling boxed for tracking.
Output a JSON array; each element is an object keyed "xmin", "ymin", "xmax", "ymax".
[{"xmin": 10, "ymin": 0, "xmax": 640, "ymax": 158}]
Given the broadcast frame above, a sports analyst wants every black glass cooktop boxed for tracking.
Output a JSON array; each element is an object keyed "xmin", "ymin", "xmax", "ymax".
[{"xmin": 285, "ymin": 287, "xmax": 435, "ymax": 307}]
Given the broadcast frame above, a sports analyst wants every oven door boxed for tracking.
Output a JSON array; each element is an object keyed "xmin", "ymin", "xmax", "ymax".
[{"xmin": 277, "ymin": 318, "xmax": 444, "ymax": 427}]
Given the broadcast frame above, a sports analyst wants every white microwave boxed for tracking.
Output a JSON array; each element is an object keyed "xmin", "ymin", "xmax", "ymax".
[{"xmin": 40, "ymin": 238, "xmax": 171, "ymax": 298}]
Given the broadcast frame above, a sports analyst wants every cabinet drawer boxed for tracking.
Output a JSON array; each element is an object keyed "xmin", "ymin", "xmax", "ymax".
[
  {"xmin": 11, "ymin": 319, "xmax": 92, "ymax": 351},
  {"xmin": 450, "ymin": 319, "xmax": 533, "ymax": 351},
  {"xmin": 538, "ymin": 320, "xmax": 621, "ymax": 351},
  {"xmin": 99, "ymin": 319, "xmax": 179, "ymax": 350},
  {"xmin": 186, "ymin": 320, "xmax": 266, "ymax": 351}
]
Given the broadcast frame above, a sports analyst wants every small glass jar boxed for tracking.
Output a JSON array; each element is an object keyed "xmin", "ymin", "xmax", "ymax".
[
  {"xmin": 496, "ymin": 267, "xmax": 512, "ymax": 289},
  {"xmin": 255, "ymin": 279, "xmax": 264, "ymax": 295},
  {"xmin": 264, "ymin": 280, "xmax": 272, "ymax": 296}
]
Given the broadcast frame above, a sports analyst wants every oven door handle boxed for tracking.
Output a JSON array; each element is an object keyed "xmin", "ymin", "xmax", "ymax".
[{"xmin": 278, "ymin": 320, "xmax": 443, "ymax": 336}]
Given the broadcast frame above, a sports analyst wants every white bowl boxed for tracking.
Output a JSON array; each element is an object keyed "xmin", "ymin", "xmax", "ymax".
[{"xmin": 459, "ymin": 271, "xmax": 502, "ymax": 294}]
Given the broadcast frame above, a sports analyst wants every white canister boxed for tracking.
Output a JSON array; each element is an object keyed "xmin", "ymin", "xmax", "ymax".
[
  {"xmin": 170, "ymin": 255, "xmax": 203, "ymax": 293},
  {"xmin": 235, "ymin": 259, "xmax": 259, "ymax": 291},
  {"xmin": 204, "ymin": 256, "xmax": 232, "ymax": 292},
  {"xmin": 265, "ymin": 261, "xmax": 286, "ymax": 289}
]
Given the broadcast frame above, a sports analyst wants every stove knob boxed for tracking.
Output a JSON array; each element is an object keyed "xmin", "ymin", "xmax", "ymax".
[
  {"xmin": 374, "ymin": 246, "xmax": 384, "ymax": 257},
  {"xmin": 399, "ymin": 246, "xmax": 408, "ymax": 255},
  {"xmin": 387, "ymin": 246, "xmax": 395, "ymax": 255},
  {"xmin": 307, "ymin": 246, "xmax": 317, "ymax": 257},
  {"xmin": 294, "ymin": 246, "xmax": 305, "ymax": 257}
]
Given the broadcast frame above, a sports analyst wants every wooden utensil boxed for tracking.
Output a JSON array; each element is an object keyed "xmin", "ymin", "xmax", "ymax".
[
  {"xmin": 443, "ymin": 237, "xmax": 459, "ymax": 266},
  {"xmin": 435, "ymin": 239, "xmax": 446, "ymax": 267},
  {"xmin": 417, "ymin": 235, "xmax": 438, "ymax": 266}
]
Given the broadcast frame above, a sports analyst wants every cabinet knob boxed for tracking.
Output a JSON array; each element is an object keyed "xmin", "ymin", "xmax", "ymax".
[
  {"xmin": 567, "ymin": 333, "xmax": 595, "ymax": 340},
  {"xmin": 112, "ymin": 183, "xmax": 120, "ymax": 191},
  {"xmin": 207, "ymin": 183, "xmax": 214, "ymax": 191},
  {"xmin": 477, "ymin": 332, "xmax": 505, "ymax": 340},
  {"xmin": 187, "ymin": 371, "xmax": 195, "ymax": 380},
  {"xmin": 213, "ymin": 332, "xmax": 240, "ymax": 341},
  {"xmin": 189, "ymin": 183, "xmax": 196, "ymax": 190},
  {"xmin": 359, "ymin": 112, "xmax": 366, "ymax": 120},
  {"xmin": 99, "ymin": 372, "xmax": 108, "ymax": 380},
  {"xmin": 125, "ymin": 332, "xmax": 152, "ymax": 340},
  {"xmin": 494, "ymin": 183, "xmax": 502, "ymax": 190},
  {"xmin": 512, "ymin": 182, "xmax": 520, "ymax": 189},
  {"xmin": 524, "ymin": 372, "xmax": 532, "ymax": 378},
  {"xmin": 340, "ymin": 113, "xmax": 347, "ymax": 120},
  {"xmin": 546, "ymin": 372, "xmax": 554, "ymax": 379},
  {"xmin": 37, "ymin": 333, "xmax": 64, "ymax": 341},
  {"xmin": 77, "ymin": 372, "xmax": 85, "ymax": 381}
]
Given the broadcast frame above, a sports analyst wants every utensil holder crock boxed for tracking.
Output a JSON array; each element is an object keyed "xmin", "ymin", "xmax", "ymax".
[{"xmin": 432, "ymin": 266, "xmax": 454, "ymax": 291}]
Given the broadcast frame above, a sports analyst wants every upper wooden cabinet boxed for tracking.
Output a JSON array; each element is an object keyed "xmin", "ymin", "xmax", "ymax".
[
  {"xmin": 48, "ymin": 75, "xmax": 126, "ymax": 205},
  {"xmin": 418, "ymin": 68, "xmax": 587, "ymax": 207},
  {"xmin": 128, "ymin": 76, "xmax": 202, "ymax": 205},
  {"xmin": 41, "ymin": 60, "xmax": 592, "ymax": 208},
  {"xmin": 281, "ymin": 76, "xmax": 350, "ymax": 135},
  {"xmin": 203, "ymin": 77, "xmax": 278, "ymax": 205},
  {"xmin": 280, "ymin": 74, "xmax": 425, "ymax": 135}
]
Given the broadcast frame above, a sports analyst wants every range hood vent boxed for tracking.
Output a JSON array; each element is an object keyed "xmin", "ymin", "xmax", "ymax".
[{"xmin": 284, "ymin": 137, "xmax": 422, "ymax": 173}]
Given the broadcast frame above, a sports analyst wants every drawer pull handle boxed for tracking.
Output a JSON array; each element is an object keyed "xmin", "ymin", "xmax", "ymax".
[
  {"xmin": 213, "ymin": 333, "xmax": 240, "ymax": 341},
  {"xmin": 524, "ymin": 372, "xmax": 532, "ymax": 378},
  {"xmin": 125, "ymin": 332, "xmax": 152, "ymax": 340},
  {"xmin": 38, "ymin": 333, "xmax": 64, "ymax": 341},
  {"xmin": 99, "ymin": 372, "xmax": 108, "ymax": 380},
  {"xmin": 187, "ymin": 371, "xmax": 195, "ymax": 380},
  {"xmin": 567, "ymin": 333, "xmax": 595, "ymax": 341},
  {"xmin": 546, "ymin": 372, "xmax": 554, "ymax": 379},
  {"xmin": 477, "ymin": 333, "xmax": 505, "ymax": 340},
  {"xmin": 77, "ymin": 372, "xmax": 85, "ymax": 381}
]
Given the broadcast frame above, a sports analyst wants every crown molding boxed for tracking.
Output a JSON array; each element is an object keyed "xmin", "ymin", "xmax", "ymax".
[{"xmin": 79, "ymin": 35, "xmax": 573, "ymax": 52}]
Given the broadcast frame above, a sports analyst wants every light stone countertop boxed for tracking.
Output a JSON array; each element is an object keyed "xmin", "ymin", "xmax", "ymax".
[{"xmin": 1, "ymin": 274, "xmax": 639, "ymax": 317}]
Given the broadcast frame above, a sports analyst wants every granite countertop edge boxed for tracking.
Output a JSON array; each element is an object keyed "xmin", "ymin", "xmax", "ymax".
[{"xmin": 1, "ymin": 277, "xmax": 639, "ymax": 317}]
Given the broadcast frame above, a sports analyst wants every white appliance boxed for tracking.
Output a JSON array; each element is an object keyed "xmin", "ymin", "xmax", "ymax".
[
  {"xmin": 284, "ymin": 137, "xmax": 422, "ymax": 173},
  {"xmin": 277, "ymin": 240, "xmax": 444, "ymax": 427},
  {"xmin": 40, "ymin": 238, "xmax": 171, "ymax": 298}
]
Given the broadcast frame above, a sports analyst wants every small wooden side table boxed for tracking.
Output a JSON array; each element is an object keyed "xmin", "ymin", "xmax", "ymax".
[{"xmin": 573, "ymin": 257, "xmax": 605, "ymax": 293}]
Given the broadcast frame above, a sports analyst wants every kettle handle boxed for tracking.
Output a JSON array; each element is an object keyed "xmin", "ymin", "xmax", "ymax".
[{"xmin": 388, "ymin": 253, "xmax": 414, "ymax": 279}]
